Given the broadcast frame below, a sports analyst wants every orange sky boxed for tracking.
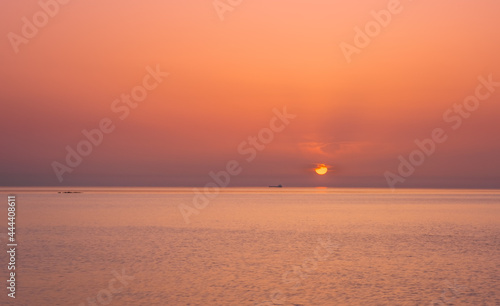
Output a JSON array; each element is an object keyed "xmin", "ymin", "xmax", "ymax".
[{"xmin": 1, "ymin": 0, "xmax": 499, "ymax": 187}]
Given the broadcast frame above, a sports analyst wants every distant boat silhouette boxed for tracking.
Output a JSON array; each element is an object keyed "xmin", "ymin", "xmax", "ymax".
[{"xmin": 269, "ymin": 184, "xmax": 283, "ymax": 188}]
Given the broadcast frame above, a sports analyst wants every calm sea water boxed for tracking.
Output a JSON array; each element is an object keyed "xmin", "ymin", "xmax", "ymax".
[{"xmin": 0, "ymin": 188, "xmax": 499, "ymax": 305}]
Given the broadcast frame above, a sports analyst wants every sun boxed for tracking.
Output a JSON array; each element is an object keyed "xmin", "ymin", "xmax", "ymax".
[{"xmin": 315, "ymin": 164, "xmax": 328, "ymax": 175}]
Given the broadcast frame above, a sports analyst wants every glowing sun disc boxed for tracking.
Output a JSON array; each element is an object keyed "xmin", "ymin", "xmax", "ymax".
[{"xmin": 315, "ymin": 165, "xmax": 328, "ymax": 175}]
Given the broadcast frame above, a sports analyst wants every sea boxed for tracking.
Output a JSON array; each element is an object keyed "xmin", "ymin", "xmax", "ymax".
[{"xmin": 0, "ymin": 187, "xmax": 499, "ymax": 305}]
